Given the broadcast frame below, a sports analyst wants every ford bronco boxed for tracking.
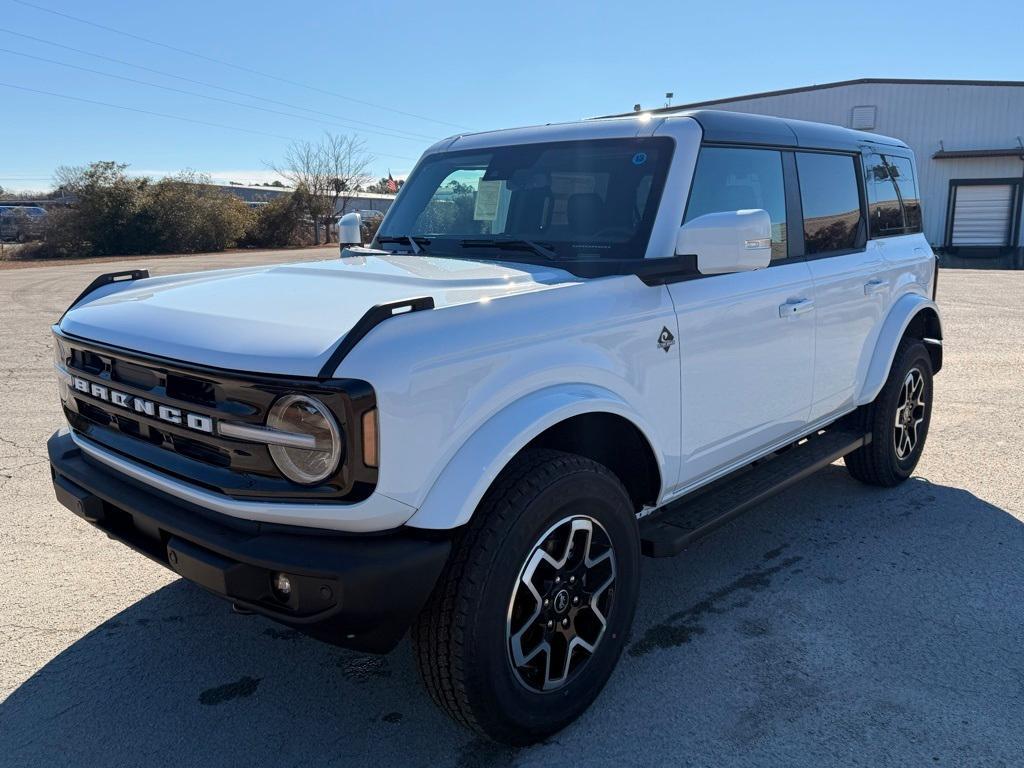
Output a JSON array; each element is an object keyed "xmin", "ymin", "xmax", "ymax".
[{"xmin": 48, "ymin": 110, "xmax": 941, "ymax": 744}]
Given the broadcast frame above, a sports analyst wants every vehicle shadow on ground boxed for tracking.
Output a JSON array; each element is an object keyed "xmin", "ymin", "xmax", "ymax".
[{"xmin": 2, "ymin": 471, "xmax": 1023, "ymax": 767}]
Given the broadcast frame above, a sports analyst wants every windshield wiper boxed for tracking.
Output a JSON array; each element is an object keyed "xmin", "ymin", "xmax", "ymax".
[
  {"xmin": 460, "ymin": 238, "xmax": 558, "ymax": 260},
  {"xmin": 377, "ymin": 235, "xmax": 430, "ymax": 254}
]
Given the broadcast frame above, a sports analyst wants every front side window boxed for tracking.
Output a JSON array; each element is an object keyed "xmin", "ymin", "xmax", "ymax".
[
  {"xmin": 379, "ymin": 138, "xmax": 673, "ymax": 263},
  {"xmin": 684, "ymin": 147, "xmax": 788, "ymax": 261},
  {"xmin": 796, "ymin": 152, "xmax": 864, "ymax": 255}
]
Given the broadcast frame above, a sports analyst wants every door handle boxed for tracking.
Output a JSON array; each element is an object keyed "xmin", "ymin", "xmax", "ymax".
[
  {"xmin": 864, "ymin": 279, "xmax": 890, "ymax": 296},
  {"xmin": 779, "ymin": 298, "xmax": 814, "ymax": 318}
]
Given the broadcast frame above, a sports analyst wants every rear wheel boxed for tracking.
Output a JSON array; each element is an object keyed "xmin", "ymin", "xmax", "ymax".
[
  {"xmin": 411, "ymin": 449, "xmax": 640, "ymax": 745},
  {"xmin": 845, "ymin": 337, "xmax": 933, "ymax": 486}
]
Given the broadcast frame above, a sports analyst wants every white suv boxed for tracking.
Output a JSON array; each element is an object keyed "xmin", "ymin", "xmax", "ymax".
[{"xmin": 48, "ymin": 110, "xmax": 941, "ymax": 744}]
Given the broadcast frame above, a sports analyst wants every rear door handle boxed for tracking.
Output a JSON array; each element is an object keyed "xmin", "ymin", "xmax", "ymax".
[
  {"xmin": 864, "ymin": 279, "xmax": 890, "ymax": 296},
  {"xmin": 779, "ymin": 298, "xmax": 814, "ymax": 318}
]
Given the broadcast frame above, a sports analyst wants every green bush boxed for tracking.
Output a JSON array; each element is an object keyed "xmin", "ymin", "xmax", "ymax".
[
  {"xmin": 37, "ymin": 162, "xmax": 274, "ymax": 258},
  {"xmin": 139, "ymin": 172, "xmax": 254, "ymax": 254},
  {"xmin": 48, "ymin": 161, "xmax": 147, "ymax": 257},
  {"xmin": 242, "ymin": 194, "xmax": 312, "ymax": 248}
]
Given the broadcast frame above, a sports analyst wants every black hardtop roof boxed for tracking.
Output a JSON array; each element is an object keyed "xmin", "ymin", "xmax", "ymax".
[{"xmin": 663, "ymin": 109, "xmax": 909, "ymax": 153}]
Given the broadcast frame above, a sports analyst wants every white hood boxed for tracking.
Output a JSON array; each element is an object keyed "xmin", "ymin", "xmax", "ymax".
[{"xmin": 59, "ymin": 253, "xmax": 575, "ymax": 376}]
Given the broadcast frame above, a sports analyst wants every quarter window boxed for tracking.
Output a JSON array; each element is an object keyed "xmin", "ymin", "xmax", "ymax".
[
  {"xmin": 795, "ymin": 152, "xmax": 864, "ymax": 255},
  {"xmin": 887, "ymin": 155, "xmax": 922, "ymax": 233},
  {"xmin": 684, "ymin": 147, "xmax": 788, "ymax": 261},
  {"xmin": 865, "ymin": 153, "xmax": 905, "ymax": 236},
  {"xmin": 865, "ymin": 153, "xmax": 922, "ymax": 236}
]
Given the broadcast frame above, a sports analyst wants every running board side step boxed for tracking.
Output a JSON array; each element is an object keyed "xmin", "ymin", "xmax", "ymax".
[{"xmin": 640, "ymin": 428, "xmax": 870, "ymax": 558}]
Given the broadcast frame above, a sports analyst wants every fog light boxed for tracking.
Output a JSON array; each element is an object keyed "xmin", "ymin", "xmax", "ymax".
[{"xmin": 272, "ymin": 572, "xmax": 292, "ymax": 597}]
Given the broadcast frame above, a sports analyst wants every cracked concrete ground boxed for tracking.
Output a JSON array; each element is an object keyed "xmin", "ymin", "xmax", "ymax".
[{"xmin": 1, "ymin": 253, "xmax": 1022, "ymax": 767}]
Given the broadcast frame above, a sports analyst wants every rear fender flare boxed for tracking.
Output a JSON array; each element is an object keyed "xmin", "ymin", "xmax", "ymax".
[{"xmin": 858, "ymin": 294, "xmax": 942, "ymax": 405}]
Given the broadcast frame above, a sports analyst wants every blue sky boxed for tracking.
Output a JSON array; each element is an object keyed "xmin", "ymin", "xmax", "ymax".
[{"xmin": 1, "ymin": 0, "xmax": 1021, "ymax": 191}]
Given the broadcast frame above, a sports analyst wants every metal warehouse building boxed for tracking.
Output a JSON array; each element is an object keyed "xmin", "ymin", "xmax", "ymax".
[{"xmin": 642, "ymin": 79, "xmax": 1024, "ymax": 268}]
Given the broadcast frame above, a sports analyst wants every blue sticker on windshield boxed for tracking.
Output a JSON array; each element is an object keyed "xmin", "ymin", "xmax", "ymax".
[{"xmin": 632, "ymin": 152, "xmax": 648, "ymax": 166}]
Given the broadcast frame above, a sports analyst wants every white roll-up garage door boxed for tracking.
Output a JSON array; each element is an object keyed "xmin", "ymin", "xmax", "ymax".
[{"xmin": 950, "ymin": 184, "xmax": 1014, "ymax": 246}]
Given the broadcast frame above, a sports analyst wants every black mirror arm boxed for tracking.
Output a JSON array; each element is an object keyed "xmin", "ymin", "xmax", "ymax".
[{"xmin": 635, "ymin": 254, "xmax": 699, "ymax": 286}]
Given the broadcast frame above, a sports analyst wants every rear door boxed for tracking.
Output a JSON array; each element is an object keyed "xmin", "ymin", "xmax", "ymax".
[
  {"xmin": 668, "ymin": 146, "xmax": 816, "ymax": 488},
  {"xmin": 797, "ymin": 151, "xmax": 884, "ymax": 422}
]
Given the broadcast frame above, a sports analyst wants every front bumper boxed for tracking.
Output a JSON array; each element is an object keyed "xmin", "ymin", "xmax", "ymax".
[{"xmin": 48, "ymin": 429, "xmax": 451, "ymax": 653}]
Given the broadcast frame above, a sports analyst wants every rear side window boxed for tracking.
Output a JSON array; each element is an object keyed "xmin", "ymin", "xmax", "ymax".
[
  {"xmin": 684, "ymin": 147, "xmax": 788, "ymax": 261},
  {"xmin": 865, "ymin": 153, "xmax": 922, "ymax": 236},
  {"xmin": 795, "ymin": 152, "xmax": 864, "ymax": 255}
]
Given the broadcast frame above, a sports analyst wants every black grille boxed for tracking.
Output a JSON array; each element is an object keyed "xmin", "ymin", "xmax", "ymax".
[{"xmin": 57, "ymin": 331, "xmax": 378, "ymax": 503}]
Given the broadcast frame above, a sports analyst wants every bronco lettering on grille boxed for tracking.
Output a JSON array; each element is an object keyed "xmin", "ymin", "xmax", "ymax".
[{"xmin": 71, "ymin": 376, "xmax": 214, "ymax": 434}]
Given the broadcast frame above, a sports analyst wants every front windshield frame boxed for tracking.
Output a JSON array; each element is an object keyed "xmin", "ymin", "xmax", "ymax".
[{"xmin": 377, "ymin": 137, "xmax": 675, "ymax": 268}]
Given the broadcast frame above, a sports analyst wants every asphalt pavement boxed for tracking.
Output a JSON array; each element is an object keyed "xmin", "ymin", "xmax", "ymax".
[{"xmin": 1, "ymin": 251, "xmax": 1022, "ymax": 767}]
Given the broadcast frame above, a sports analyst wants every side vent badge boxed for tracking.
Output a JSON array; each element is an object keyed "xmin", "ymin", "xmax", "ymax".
[{"xmin": 657, "ymin": 326, "xmax": 676, "ymax": 353}]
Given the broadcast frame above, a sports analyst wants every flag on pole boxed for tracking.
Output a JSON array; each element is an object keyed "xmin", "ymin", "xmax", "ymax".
[{"xmin": 385, "ymin": 171, "xmax": 397, "ymax": 193}]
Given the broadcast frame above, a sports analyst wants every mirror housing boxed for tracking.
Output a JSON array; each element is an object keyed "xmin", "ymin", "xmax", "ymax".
[
  {"xmin": 338, "ymin": 212, "xmax": 362, "ymax": 251},
  {"xmin": 676, "ymin": 209, "xmax": 772, "ymax": 275}
]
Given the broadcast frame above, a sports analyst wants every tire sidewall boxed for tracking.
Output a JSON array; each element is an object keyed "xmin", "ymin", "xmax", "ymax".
[{"xmin": 463, "ymin": 466, "xmax": 640, "ymax": 741}]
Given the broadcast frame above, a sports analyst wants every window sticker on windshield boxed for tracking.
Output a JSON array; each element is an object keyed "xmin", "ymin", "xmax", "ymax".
[
  {"xmin": 473, "ymin": 179, "xmax": 504, "ymax": 220},
  {"xmin": 632, "ymin": 152, "xmax": 648, "ymax": 166}
]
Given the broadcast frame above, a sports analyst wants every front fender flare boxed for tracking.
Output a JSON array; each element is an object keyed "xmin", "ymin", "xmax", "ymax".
[
  {"xmin": 404, "ymin": 384, "xmax": 665, "ymax": 531},
  {"xmin": 858, "ymin": 293, "xmax": 942, "ymax": 406}
]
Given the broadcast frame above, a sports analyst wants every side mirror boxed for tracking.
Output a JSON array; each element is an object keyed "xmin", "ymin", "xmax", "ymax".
[
  {"xmin": 676, "ymin": 209, "xmax": 772, "ymax": 275},
  {"xmin": 338, "ymin": 212, "xmax": 362, "ymax": 251}
]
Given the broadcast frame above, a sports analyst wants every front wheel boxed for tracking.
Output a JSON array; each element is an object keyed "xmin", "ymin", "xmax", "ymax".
[
  {"xmin": 411, "ymin": 449, "xmax": 640, "ymax": 745},
  {"xmin": 846, "ymin": 337, "xmax": 934, "ymax": 486}
]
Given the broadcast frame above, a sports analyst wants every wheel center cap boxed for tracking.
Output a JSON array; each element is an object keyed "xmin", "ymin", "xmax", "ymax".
[{"xmin": 552, "ymin": 589, "xmax": 570, "ymax": 614}]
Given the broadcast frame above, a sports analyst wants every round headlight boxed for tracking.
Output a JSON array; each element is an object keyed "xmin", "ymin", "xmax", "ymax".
[{"xmin": 266, "ymin": 395, "xmax": 342, "ymax": 485}]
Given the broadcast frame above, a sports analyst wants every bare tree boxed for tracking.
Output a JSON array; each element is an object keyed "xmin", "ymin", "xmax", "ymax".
[
  {"xmin": 323, "ymin": 133, "xmax": 374, "ymax": 224},
  {"xmin": 271, "ymin": 133, "xmax": 374, "ymax": 244}
]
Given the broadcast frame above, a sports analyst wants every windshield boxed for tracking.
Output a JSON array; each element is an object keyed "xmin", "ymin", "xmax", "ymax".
[{"xmin": 378, "ymin": 137, "xmax": 673, "ymax": 263}]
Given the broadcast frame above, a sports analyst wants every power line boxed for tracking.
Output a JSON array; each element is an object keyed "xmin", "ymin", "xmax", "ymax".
[
  {"xmin": 0, "ymin": 27, "xmax": 439, "ymax": 141},
  {"xmin": 13, "ymin": 0, "xmax": 470, "ymax": 130},
  {"xmin": 0, "ymin": 80, "xmax": 416, "ymax": 159},
  {"xmin": 0, "ymin": 80, "xmax": 294, "ymax": 139},
  {"xmin": 0, "ymin": 45, "xmax": 432, "ymax": 144}
]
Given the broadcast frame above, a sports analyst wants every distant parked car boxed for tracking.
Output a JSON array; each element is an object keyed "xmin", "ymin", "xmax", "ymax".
[
  {"xmin": 0, "ymin": 205, "xmax": 47, "ymax": 242},
  {"xmin": 0, "ymin": 206, "xmax": 17, "ymax": 241}
]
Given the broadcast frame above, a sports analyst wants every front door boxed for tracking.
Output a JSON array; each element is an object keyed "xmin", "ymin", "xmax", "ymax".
[
  {"xmin": 668, "ymin": 145, "xmax": 816, "ymax": 490},
  {"xmin": 669, "ymin": 263, "xmax": 817, "ymax": 488}
]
